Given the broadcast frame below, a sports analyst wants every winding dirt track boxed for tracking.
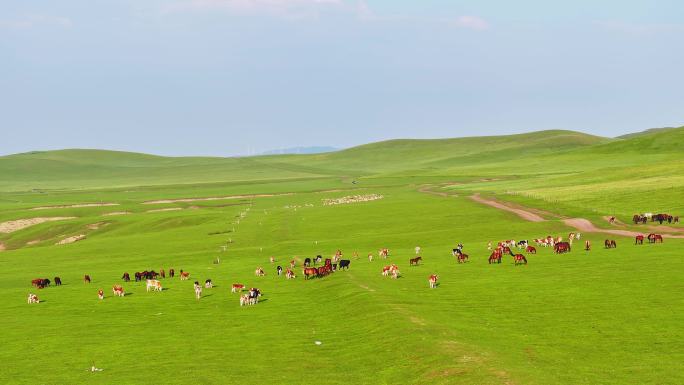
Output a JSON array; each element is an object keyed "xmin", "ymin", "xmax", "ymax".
[{"xmin": 468, "ymin": 194, "xmax": 684, "ymax": 239}]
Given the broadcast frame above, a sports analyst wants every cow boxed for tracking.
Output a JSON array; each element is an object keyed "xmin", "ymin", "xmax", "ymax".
[
  {"xmin": 169, "ymin": 268, "xmax": 175, "ymax": 278},
  {"xmin": 112, "ymin": 285, "xmax": 125, "ymax": 297},
  {"xmin": 84, "ymin": 275, "xmax": 91, "ymax": 284},
  {"xmin": 122, "ymin": 272, "xmax": 130, "ymax": 282},
  {"xmin": 54, "ymin": 276, "xmax": 62, "ymax": 286},
  {"xmin": 391, "ymin": 269, "xmax": 400, "ymax": 279},
  {"xmin": 160, "ymin": 269, "xmax": 166, "ymax": 279},
  {"xmin": 146, "ymin": 279, "xmax": 162, "ymax": 292},
  {"xmin": 204, "ymin": 279, "xmax": 213, "ymax": 288},
  {"xmin": 379, "ymin": 248, "xmax": 389, "ymax": 258},
  {"xmin": 32, "ymin": 278, "xmax": 50, "ymax": 289},
  {"xmin": 194, "ymin": 282, "xmax": 202, "ymax": 300},
  {"xmin": 27, "ymin": 293, "xmax": 39, "ymax": 304},
  {"xmin": 604, "ymin": 240, "xmax": 617, "ymax": 249},
  {"xmin": 248, "ymin": 288, "xmax": 261, "ymax": 305},
  {"xmin": 457, "ymin": 253, "xmax": 468, "ymax": 264},
  {"xmin": 554, "ymin": 242, "xmax": 571, "ymax": 254},
  {"xmin": 525, "ymin": 246, "xmax": 536, "ymax": 254},
  {"xmin": 304, "ymin": 258, "xmax": 312, "ymax": 267},
  {"xmin": 239, "ymin": 294, "xmax": 251, "ymax": 306},
  {"xmin": 635, "ymin": 235, "xmax": 644, "ymax": 245},
  {"xmin": 303, "ymin": 268, "xmax": 318, "ymax": 280},
  {"xmin": 98, "ymin": 289, "xmax": 104, "ymax": 300},
  {"xmin": 314, "ymin": 255, "xmax": 323, "ymax": 265},
  {"xmin": 231, "ymin": 283, "xmax": 245, "ymax": 293},
  {"xmin": 339, "ymin": 260, "xmax": 351, "ymax": 270},
  {"xmin": 255, "ymin": 267, "xmax": 265, "ymax": 277},
  {"xmin": 180, "ymin": 271, "xmax": 190, "ymax": 280},
  {"xmin": 428, "ymin": 274, "xmax": 438, "ymax": 289},
  {"xmin": 290, "ymin": 260, "xmax": 296, "ymax": 269},
  {"xmin": 674, "ymin": 216, "xmax": 679, "ymax": 223},
  {"xmin": 277, "ymin": 266, "xmax": 283, "ymax": 276},
  {"xmin": 286, "ymin": 269, "xmax": 296, "ymax": 279},
  {"xmin": 134, "ymin": 272, "xmax": 142, "ymax": 282}
]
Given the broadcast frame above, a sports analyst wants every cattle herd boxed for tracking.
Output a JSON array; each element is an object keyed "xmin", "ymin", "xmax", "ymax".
[{"xmin": 25, "ymin": 223, "xmax": 670, "ymax": 306}]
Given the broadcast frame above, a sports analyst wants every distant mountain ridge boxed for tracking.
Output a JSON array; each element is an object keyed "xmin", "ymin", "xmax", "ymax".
[{"xmin": 259, "ymin": 146, "xmax": 338, "ymax": 155}]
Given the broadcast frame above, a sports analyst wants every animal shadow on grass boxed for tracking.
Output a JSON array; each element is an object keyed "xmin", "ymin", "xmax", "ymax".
[
  {"xmin": 202, "ymin": 293, "xmax": 214, "ymax": 298},
  {"xmin": 123, "ymin": 292, "xmax": 134, "ymax": 297},
  {"xmin": 258, "ymin": 298, "xmax": 268, "ymax": 303}
]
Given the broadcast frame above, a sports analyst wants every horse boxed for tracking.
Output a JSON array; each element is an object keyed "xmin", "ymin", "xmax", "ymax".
[
  {"xmin": 635, "ymin": 235, "xmax": 644, "ymax": 245},
  {"xmin": 554, "ymin": 242, "xmax": 571, "ymax": 254},
  {"xmin": 648, "ymin": 233, "xmax": 663, "ymax": 243},
  {"xmin": 488, "ymin": 251, "xmax": 502, "ymax": 264},
  {"xmin": 409, "ymin": 256, "xmax": 422, "ymax": 266},
  {"xmin": 160, "ymin": 269, "xmax": 165, "ymax": 279},
  {"xmin": 122, "ymin": 272, "xmax": 130, "ymax": 282},
  {"xmin": 84, "ymin": 275, "xmax": 91, "ymax": 284},
  {"xmin": 303, "ymin": 267, "xmax": 318, "ymax": 280},
  {"xmin": 54, "ymin": 277, "xmax": 62, "ymax": 286},
  {"xmin": 457, "ymin": 253, "xmax": 468, "ymax": 264},
  {"xmin": 604, "ymin": 239, "xmax": 617, "ymax": 249},
  {"xmin": 169, "ymin": 268, "xmax": 175, "ymax": 278},
  {"xmin": 513, "ymin": 254, "xmax": 527, "ymax": 265},
  {"xmin": 584, "ymin": 240, "xmax": 591, "ymax": 251},
  {"xmin": 525, "ymin": 246, "xmax": 536, "ymax": 254}
]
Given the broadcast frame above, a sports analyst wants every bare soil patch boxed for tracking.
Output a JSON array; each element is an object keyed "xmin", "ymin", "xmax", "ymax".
[
  {"xmin": 86, "ymin": 222, "xmax": 109, "ymax": 230},
  {"xmin": 0, "ymin": 242, "xmax": 5, "ymax": 252},
  {"xmin": 0, "ymin": 217, "xmax": 76, "ymax": 234},
  {"xmin": 56, "ymin": 234, "xmax": 86, "ymax": 245},
  {"xmin": 142, "ymin": 193, "xmax": 292, "ymax": 205},
  {"xmin": 470, "ymin": 194, "xmax": 546, "ymax": 222},
  {"xmin": 102, "ymin": 211, "xmax": 131, "ymax": 217},
  {"xmin": 146, "ymin": 208, "xmax": 183, "ymax": 213},
  {"xmin": 30, "ymin": 203, "xmax": 118, "ymax": 210}
]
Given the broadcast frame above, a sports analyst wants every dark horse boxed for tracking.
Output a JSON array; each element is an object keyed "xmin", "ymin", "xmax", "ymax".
[{"xmin": 409, "ymin": 256, "xmax": 422, "ymax": 266}]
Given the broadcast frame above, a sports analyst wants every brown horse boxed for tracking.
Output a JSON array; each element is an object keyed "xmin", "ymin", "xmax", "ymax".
[
  {"xmin": 84, "ymin": 274, "xmax": 91, "ymax": 283},
  {"xmin": 604, "ymin": 240, "xmax": 617, "ymax": 249},
  {"xmin": 554, "ymin": 242, "xmax": 571, "ymax": 254},
  {"xmin": 409, "ymin": 256, "xmax": 422, "ymax": 266},
  {"xmin": 525, "ymin": 246, "xmax": 536, "ymax": 254},
  {"xmin": 169, "ymin": 268, "xmax": 175, "ymax": 278},
  {"xmin": 488, "ymin": 251, "xmax": 502, "ymax": 264},
  {"xmin": 457, "ymin": 253, "xmax": 468, "ymax": 264},
  {"xmin": 635, "ymin": 235, "xmax": 644, "ymax": 245},
  {"xmin": 584, "ymin": 240, "xmax": 591, "ymax": 251},
  {"xmin": 648, "ymin": 233, "xmax": 663, "ymax": 243},
  {"xmin": 303, "ymin": 267, "xmax": 318, "ymax": 280},
  {"xmin": 513, "ymin": 254, "xmax": 527, "ymax": 265}
]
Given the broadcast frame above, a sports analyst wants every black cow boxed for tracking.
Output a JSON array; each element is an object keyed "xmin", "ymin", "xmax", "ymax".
[
  {"xmin": 314, "ymin": 255, "xmax": 322, "ymax": 265},
  {"xmin": 54, "ymin": 277, "xmax": 62, "ymax": 286},
  {"xmin": 339, "ymin": 260, "xmax": 351, "ymax": 270},
  {"xmin": 304, "ymin": 258, "xmax": 312, "ymax": 267}
]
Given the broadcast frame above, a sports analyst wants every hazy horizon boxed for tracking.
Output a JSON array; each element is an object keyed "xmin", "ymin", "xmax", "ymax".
[{"xmin": 2, "ymin": 0, "xmax": 683, "ymax": 156}]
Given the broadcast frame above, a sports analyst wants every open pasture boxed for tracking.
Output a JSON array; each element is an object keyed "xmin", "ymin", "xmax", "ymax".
[{"xmin": 1, "ymin": 177, "xmax": 682, "ymax": 384}]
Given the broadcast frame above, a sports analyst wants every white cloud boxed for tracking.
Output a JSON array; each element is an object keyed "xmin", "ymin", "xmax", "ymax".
[
  {"xmin": 165, "ymin": 0, "xmax": 345, "ymax": 16},
  {"xmin": 0, "ymin": 14, "xmax": 72, "ymax": 30},
  {"xmin": 453, "ymin": 15, "xmax": 489, "ymax": 31}
]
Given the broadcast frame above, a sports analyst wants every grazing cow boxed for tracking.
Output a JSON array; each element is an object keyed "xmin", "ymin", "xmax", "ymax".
[
  {"xmin": 27, "ymin": 293, "xmax": 39, "ymax": 304},
  {"xmin": 604, "ymin": 240, "xmax": 617, "ymax": 249},
  {"xmin": 112, "ymin": 285, "xmax": 125, "ymax": 297},
  {"xmin": 169, "ymin": 268, "xmax": 175, "ymax": 278},
  {"xmin": 205, "ymin": 279, "xmax": 213, "ymax": 288},
  {"xmin": 277, "ymin": 266, "xmax": 283, "ymax": 276},
  {"xmin": 122, "ymin": 272, "xmax": 130, "ymax": 282},
  {"xmin": 84, "ymin": 275, "xmax": 91, "ymax": 284},
  {"xmin": 239, "ymin": 294, "xmax": 250, "ymax": 306},
  {"xmin": 410, "ymin": 256, "xmax": 422, "ymax": 266},
  {"xmin": 648, "ymin": 233, "xmax": 664, "ymax": 243},
  {"xmin": 379, "ymin": 248, "xmax": 389, "ymax": 259},
  {"xmin": 585, "ymin": 240, "xmax": 591, "ymax": 251},
  {"xmin": 304, "ymin": 258, "xmax": 312, "ymax": 267},
  {"xmin": 180, "ymin": 271, "xmax": 190, "ymax": 280},
  {"xmin": 517, "ymin": 240, "xmax": 528, "ymax": 249},
  {"xmin": 194, "ymin": 282, "xmax": 202, "ymax": 300},
  {"xmin": 248, "ymin": 288, "xmax": 261, "ymax": 305},
  {"xmin": 289, "ymin": 260, "xmax": 296, "ymax": 269},
  {"xmin": 314, "ymin": 255, "xmax": 323, "ymax": 265},
  {"xmin": 146, "ymin": 279, "xmax": 162, "ymax": 292},
  {"xmin": 160, "ymin": 269, "xmax": 166, "ymax": 279},
  {"xmin": 231, "ymin": 283, "xmax": 245, "ymax": 293},
  {"xmin": 255, "ymin": 267, "xmax": 265, "ymax": 277},
  {"xmin": 286, "ymin": 269, "xmax": 296, "ymax": 279},
  {"xmin": 513, "ymin": 254, "xmax": 527, "ymax": 265},
  {"xmin": 391, "ymin": 268, "xmax": 400, "ymax": 279},
  {"xmin": 525, "ymin": 246, "xmax": 536, "ymax": 254},
  {"xmin": 635, "ymin": 235, "xmax": 644, "ymax": 245},
  {"xmin": 428, "ymin": 274, "xmax": 438, "ymax": 289},
  {"xmin": 54, "ymin": 276, "xmax": 62, "ymax": 286},
  {"xmin": 270, "ymin": 256, "xmax": 275, "ymax": 264},
  {"xmin": 339, "ymin": 260, "xmax": 351, "ymax": 270},
  {"xmin": 98, "ymin": 289, "xmax": 104, "ymax": 300}
]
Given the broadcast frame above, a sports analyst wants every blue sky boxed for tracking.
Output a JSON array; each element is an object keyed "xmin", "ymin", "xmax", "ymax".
[{"xmin": 1, "ymin": 0, "xmax": 683, "ymax": 156}]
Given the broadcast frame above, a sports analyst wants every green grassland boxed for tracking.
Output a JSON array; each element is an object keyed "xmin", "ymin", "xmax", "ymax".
[{"xmin": 1, "ymin": 128, "xmax": 683, "ymax": 384}]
